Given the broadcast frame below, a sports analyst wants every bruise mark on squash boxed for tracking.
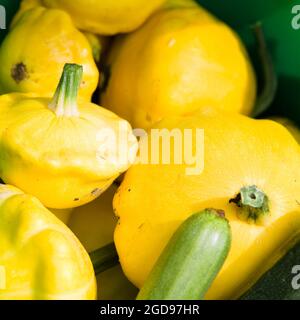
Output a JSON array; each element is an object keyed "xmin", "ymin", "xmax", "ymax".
[
  {"xmin": 74, "ymin": 198, "xmax": 80, "ymax": 201},
  {"xmin": 11, "ymin": 63, "xmax": 29, "ymax": 83},
  {"xmin": 138, "ymin": 223, "xmax": 145, "ymax": 230}
]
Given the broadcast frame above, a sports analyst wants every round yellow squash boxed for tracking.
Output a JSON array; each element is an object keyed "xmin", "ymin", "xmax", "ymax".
[
  {"xmin": 102, "ymin": 2, "xmax": 256, "ymax": 129},
  {"xmin": 0, "ymin": 6, "xmax": 99, "ymax": 100},
  {"xmin": 0, "ymin": 184, "xmax": 96, "ymax": 300},
  {"xmin": 114, "ymin": 106, "xmax": 300, "ymax": 299},
  {"xmin": 0, "ymin": 64, "xmax": 138, "ymax": 209}
]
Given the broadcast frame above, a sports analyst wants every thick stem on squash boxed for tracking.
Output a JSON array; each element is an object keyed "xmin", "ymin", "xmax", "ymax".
[
  {"xmin": 49, "ymin": 63, "xmax": 83, "ymax": 117},
  {"xmin": 230, "ymin": 185, "xmax": 270, "ymax": 225}
]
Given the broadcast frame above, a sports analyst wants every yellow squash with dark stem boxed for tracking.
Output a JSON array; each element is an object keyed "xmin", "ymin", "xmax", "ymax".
[
  {"xmin": 0, "ymin": 6, "xmax": 99, "ymax": 100},
  {"xmin": 0, "ymin": 64, "xmax": 138, "ymax": 209},
  {"xmin": 113, "ymin": 106, "xmax": 300, "ymax": 299},
  {"xmin": 102, "ymin": 0, "xmax": 256, "ymax": 129},
  {"xmin": 0, "ymin": 184, "xmax": 96, "ymax": 300}
]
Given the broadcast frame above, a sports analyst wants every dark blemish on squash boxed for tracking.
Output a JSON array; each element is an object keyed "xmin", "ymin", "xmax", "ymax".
[
  {"xmin": 138, "ymin": 223, "xmax": 144, "ymax": 229},
  {"xmin": 74, "ymin": 198, "xmax": 80, "ymax": 201},
  {"xmin": 296, "ymin": 200, "xmax": 300, "ymax": 206},
  {"xmin": 229, "ymin": 193, "xmax": 241, "ymax": 207},
  {"xmin": 11, "ymin": 63, "xmax": 29, "ymax": 83},
  {"xmin": 128, "ymin": 188, "xmax": 131, "ymax": 192}
]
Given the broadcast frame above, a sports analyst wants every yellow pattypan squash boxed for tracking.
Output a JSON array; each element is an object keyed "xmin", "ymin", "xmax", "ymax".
[
  {"xmin": 0, "ymin": 184, "xmax": 96, "ymax": 300},
  {"xmin": 102, "ymin": 1, "xmax": 256, "ymax": 129},
  {"xmin": 12, "ymin": 0, "xmax": 108, "ymax": 76},
  {"xmin": 0, "ymin": 64, "xmax": 138, "ymax": 209},
  {"xmin": 69, "ymin": 185, "xmax": 138, "ymax": 300},
  {"xmin": 113, "ymin": 106, "xmax": 300, "ymax": 299},
  {"xmin": 0, "ymin": 6, "xmax": 99, "ymax": 101},
  {"xmin": 41, "ymin": 0, "xmax": 166, "ymax": 35}
]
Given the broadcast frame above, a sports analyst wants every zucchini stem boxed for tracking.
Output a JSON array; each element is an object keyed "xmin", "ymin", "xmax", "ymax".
[{"xmin": 49, "ymin": 63, "xmax": 83, "ymax": 117}]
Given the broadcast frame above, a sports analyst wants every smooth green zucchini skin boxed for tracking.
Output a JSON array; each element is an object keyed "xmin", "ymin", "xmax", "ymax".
[
  {"xmin": 137, "ymin": 209, "xmax": 232, "ymax": 300},
  {"xmin": 241, "ymin": 242, "xmax": 300, "ymax": 300}
]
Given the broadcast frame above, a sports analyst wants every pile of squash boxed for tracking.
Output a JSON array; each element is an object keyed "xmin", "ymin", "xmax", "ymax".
[{"xmin": 0, "ymin": 0, "xmax": 299, "ymax": 300}]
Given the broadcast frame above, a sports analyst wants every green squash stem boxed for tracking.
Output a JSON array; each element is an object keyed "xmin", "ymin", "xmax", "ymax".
[{"xmin": 49, "ymin": 63, "xmax": 83, "ymax": 117}]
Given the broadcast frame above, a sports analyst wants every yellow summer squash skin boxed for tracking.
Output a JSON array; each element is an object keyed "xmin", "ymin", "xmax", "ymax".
[
  {"xmin": 0, "ymin": 6, "xmax": 99, "ymax": 101},
  {"xmin": 0, "ymin": 184, "xmax": 96, "ymax": 300},
  {"xmin": 69, "ymin": 185, "xmax": 138, "ymax": 300},
  {"xmin": 102, "ymin": 2, "xmax": 256, "ymax": 129},
  {"xmin": 41, "ymin": 0, "xmax": 166, "ymax": 35},
  {"xmin": 0, "ymin": 64, "xmax": 138, "ymax": 209},
  {"xmin": 12, "ymin": 0, "xmax": 110, "ymax": 68},
  {"xmin": 113, "ymin": 106, "xmax": 300, "ymax": 299},
  {"xmin": 271, "ymin": 117, "xmax": 300, "ymax": 144}
]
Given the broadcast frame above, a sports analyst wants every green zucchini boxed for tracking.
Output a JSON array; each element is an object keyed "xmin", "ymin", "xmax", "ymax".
[
  {"xmin": 241, "ymin": 241, "xmax": 300, "ymax": 300},
  {"xmin": 136, "ymin": 208, "xmax": 232, "ymax": 300}
]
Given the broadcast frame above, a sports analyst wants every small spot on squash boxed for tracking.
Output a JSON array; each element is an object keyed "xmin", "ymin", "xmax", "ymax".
[{"xmin": 11, "ymin": 63, "xmax": 28, "ymax": 83}]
